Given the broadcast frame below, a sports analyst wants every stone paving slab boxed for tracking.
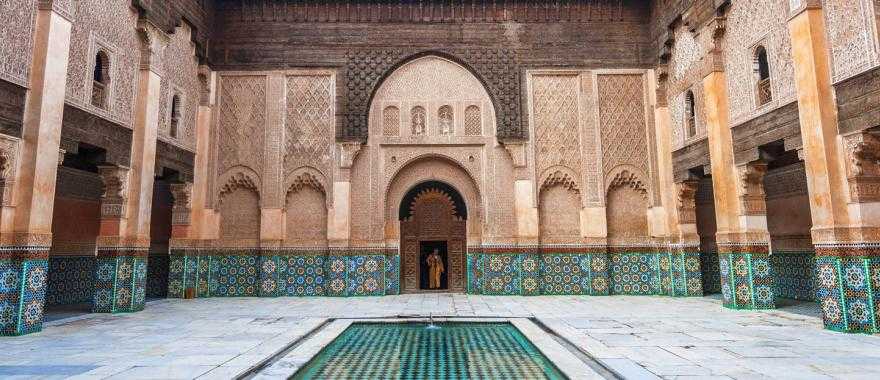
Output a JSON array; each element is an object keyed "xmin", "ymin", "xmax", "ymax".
[{"xmin": 0, "ymin": 294, "xmax": 878, "ymax": 379}]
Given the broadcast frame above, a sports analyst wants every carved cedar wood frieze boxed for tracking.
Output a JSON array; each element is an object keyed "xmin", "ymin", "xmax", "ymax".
[{"xmin": 342, "ymin": 49, "xmax": 522, "ymax": 141}]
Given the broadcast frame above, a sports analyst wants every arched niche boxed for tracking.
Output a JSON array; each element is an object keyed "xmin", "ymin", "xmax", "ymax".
[{"xmin": 368, "ymin": 55, "xmax": 495, "ymax": 139}]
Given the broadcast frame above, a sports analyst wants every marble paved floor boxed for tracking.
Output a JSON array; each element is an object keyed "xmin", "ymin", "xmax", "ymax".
[{"xmin": 1, "ymin": 295, "xmax": 879, "ymax": 379}]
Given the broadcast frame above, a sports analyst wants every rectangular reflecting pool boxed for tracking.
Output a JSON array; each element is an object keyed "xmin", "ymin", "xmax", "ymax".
[{"xmin": 291, "ymin": 322, "xmax": 567, "ymax": 379}]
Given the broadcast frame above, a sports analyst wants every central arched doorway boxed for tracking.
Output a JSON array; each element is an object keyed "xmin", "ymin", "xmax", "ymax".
[{"xmin": 399, "ymin": 181, "xmax": 467, "ymax": 293}]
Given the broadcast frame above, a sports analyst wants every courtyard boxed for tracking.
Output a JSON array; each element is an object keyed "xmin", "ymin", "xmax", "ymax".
[{"xmin": 2, "ymin": 294, "xmax": 879, "ymax": 379}]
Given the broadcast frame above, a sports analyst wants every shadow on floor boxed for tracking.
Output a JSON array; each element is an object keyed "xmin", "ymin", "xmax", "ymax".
[
  {"xmin": 43, "ymin": 303, "xmax": 92, "ymax": 323},
  {"xmin": 775, "ymin": 297, "xmax": 820, "ymax": 318}
]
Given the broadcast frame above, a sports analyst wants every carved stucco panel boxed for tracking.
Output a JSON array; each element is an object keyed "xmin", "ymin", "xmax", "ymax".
[
  {"xmin": 531, "ymin": 74, "xmax": 582, "ymax": 190},
  {"xmin": 64, "ymin": 0, "xmax": 139, "ymax": 127},
  {"xmin": 823, "ymin": 0, "xmax": 880, "ymax": 83},
  {"xmin": 215, "ymin": 74, "xmax": 267, "ymax": 183},
  {"xmin": 156, "ymin": 24, "xmax": 200, "ymax": 151},
  {"xmin": 597, "ymin": 74, "xmax": 651, "ymax": 192},
  {"xmin": 726, "ymin": 0, "xmax": 798, "ymax": 126},
  {"xmin": 0, "ymin": 0, "xmax": 37, "ymax": 86},
  {"xmin": 284, "ymin": 74, "xmax": 334, "ymax": 182}
]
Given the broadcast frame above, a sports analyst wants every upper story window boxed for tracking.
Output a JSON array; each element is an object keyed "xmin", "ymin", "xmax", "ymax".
[
  {"xmin": 755, "ymin": 46, "xmax": 772, "ymax": 106},
  {"xmin": 411, "ymin": 106, "xmax": 426, "ymax": 136},
  {"xmin": 685, "ymin": 90, "xmax": 697, "ymax": 138},
  {"xmin": 169, "ymin": 94, "xmax": 181, "ymax": 139},
  {"xmin": 438, "ymin": 105, "xmax": 453, "ymax": 135},
  {"xmin": 92, "ymin": 50, "xmax": 111, "ymax": 109}
]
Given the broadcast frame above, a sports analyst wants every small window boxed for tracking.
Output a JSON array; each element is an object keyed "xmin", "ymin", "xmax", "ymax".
[
  {"xmin": 92, "ymin": 50, "xmax": 111, "ymax": 109},
  {"xmin": 755, "ymin": 46, "xmax": 772, "ymax": 106},
  {"xmin": 169, "ymin": 94, "xmax": 181, "ymax": 138},
  {"xmin": 383, "ymin": 106, "xmax": 400, "ymax": 136},
  {"xmin": 685, "ymin": 90, "xmax": 696, "ymax": 138},
  {"xmin": 411, "ymin": 106, "xmax": 426, "ymax": 136},
  {"xmin": 464, "ymin": 105, "xmax": 481, "ymax": 136},
  {"xmin": 438, "ymin": 105, "xmax": 453, "ymax": 135}
]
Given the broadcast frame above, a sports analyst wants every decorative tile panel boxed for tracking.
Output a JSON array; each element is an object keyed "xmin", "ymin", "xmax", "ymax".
[{"xmin": 46, "ymin": 256, "xmax": 95, "ymax": 306}]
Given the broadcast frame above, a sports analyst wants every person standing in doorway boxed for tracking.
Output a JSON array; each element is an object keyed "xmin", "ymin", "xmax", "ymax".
[{"xmin": 427, "ymin": 249, "xmax": 445, "ymax": 289}]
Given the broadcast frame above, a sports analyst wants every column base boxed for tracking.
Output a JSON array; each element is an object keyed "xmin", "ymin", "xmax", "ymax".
[
  {"xmin": 815, "ymin": 255, "xmax": 880, "ymax": 333},
  {"xmin": 719, "ymin": 252, "xmax": 776, "ymax": 310},
  {"xmin": 0, "ymin": 248, "xmax": 49, "ymax": 336},
  {"xmin": 93, "ymin": 249, "xmax": 148, "ymax": 313}
]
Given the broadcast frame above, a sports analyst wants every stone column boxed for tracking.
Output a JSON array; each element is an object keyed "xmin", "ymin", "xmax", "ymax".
[
  {"xmin": 94, "ymin": 165, "xmax": 145, "ymax": 313},
  {"xmin": 329, "ymin": 142, "xmax": 361, "ymax": 247},
  {"xmin": 503, "ymin": 142, "xmax": 540, "ymax": 245},
  {"xmin": 787, "ymin": 0, "xmax": 880, "ymax": 332},
  {"xmin": 92, "ymin": 21, "xmax": 166, "ymax": 314},
  {"xmin": 170, "ymin": 67, "xmax": 213, "ymax": 300},
  {"xmin": 0, "ymin": 1, "xmax": 72, "ymax": 336},
  {"xmin": 699, "ymin": 17, "xmax": 774, "ymax": 309}
]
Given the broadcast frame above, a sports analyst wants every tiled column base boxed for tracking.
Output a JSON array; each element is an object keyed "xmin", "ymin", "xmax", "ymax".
[
  {"xmin": 0, "ymin": 248, "xmax": 49, "ymax": 336},
  {"xmin": 93, "ymin": 249, "xmax": 148, "ymax": 313},
  {"xmin": 718, "ymin": 251, "xmax": 775, "ymax": 309},
  {"xmin": 663, "ymin": 251, "xmax": 704, "ymax": 297},
  {"xmin": 815, "ymin": 254, "xmax": 880, "ymax": 333}
]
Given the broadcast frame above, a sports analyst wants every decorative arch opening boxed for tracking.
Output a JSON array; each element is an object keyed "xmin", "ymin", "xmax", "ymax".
[
  {"xmin": 685, "ymin": 90, "xmax": 697, "ymax": 138},
  {"xmin": 217, "ymin": 170, "xmax": 261, "ymax": 245},
  {"xmin": 538, "ymin": 168, "xmax": 582, "ymax": 244},
  {"xmin": 606, "ymin": 169, "xmax": 649, "ymax": 246},
  {"xmin": 754, "ymin": 46, "xmax": 773, "ymax": 106},
  {"xmin": 284, "ymin": 170, "xmax": 328, "ymax": 247},
  {"xmin": 398, "ymin": 180, "xmax": 468, "ymax": 293},
  {"xmin": 169, "ymin": 94, "xmax": 182, "ymax": 138},
  {"xmin": 368, "ymin": 55, "xmax": 496, "ymax": 139},
  {"xmin": 92, "ymin": 50, "xmax": 111, "ymax": 109}
]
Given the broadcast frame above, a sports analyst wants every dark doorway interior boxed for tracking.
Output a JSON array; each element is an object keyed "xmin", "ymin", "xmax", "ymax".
[{"xmin": 419, "ymin": 241, "xmax": 448, "ymax": 290}]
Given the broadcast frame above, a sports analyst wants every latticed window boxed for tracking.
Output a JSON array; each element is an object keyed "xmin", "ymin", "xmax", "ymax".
[
  {"xmin": 464, "ymin": 105, "xmax": 481, "ymax": 135},
  {"xmin": 169, "ymin": 94, "xmax": 181, "ymax": 138},
  {"xmin": 755, "ymin": 46, "xmax": 772, "ymax": 106},
  {"xmin": 383, "ymin": 106, "xmax": 400, "ymax": 136},
  {"xmin": 438, "ymin": 105, "xmax": 453, "ymax": 135},
  {"xmin": 411, "ymin": 106, "xmax": 426, "ymax": 136},
  {"xmin": 92, "ymin": 50, "xmax": 111, "ymax": 109},
  {"xmin": 685, "ymin": 90, "xmax": 696, "ymax": 138}
]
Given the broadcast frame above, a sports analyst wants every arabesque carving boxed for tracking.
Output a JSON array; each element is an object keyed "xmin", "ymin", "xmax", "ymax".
[
  {"xmin": 608, "ymin": 169, "xmax": 648, "ymax": 199},
  {"xmin": 97, "ymin": 165, "xmax": 130, "ymax": 218},
  {"xmin": 845, "ymin": 131, "xmax": 880, "ymax": 203},
  {"xmin": 737, "ymin": 161, "xmax": 768, "ymax": 215},
  {"xmin": 676, "ymin": 179, "xmax": 700, "ymax": 224},
  {"xmin": 217, "ymin": 171, "xmax": 260, "ymax": 205}
]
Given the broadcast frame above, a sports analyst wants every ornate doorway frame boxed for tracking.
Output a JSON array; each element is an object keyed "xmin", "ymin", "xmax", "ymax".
[{"xmin": 399, "ymin": 181, "xmax": 467, "ymax": 293}]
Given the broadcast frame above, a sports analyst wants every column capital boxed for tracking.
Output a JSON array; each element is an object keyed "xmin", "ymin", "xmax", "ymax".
[
  {"xmin": 788, "ymin": 0, "xmax": 822, "ymax": 19},
  {"xmin": 844, "ymin": 131, "xmax": 880, "ymax": 203},
  {"xmin": 37, "ymin": 0, "xmax": 75, "ymax": 22},
  {"xmin": 703, "ymin": 17, "xmax": 727, "ymax": 76},
  {"xmin": 97, "ymin": 165, "xmax": 130, "ymax": 219},
  {"xmin": 136, "ymin": 20, "xmax": 169, "ymax": 74},
  {"xmin": 737, "ymin": 160, "xmax": 768, "ymax": 216},
  {"xmin": 675, "ymin": 178, "xmax": 700, "ymax": 225},
  {"xmin": 338, "ymin": 141, "xmax": 363, "ymax": 169}
]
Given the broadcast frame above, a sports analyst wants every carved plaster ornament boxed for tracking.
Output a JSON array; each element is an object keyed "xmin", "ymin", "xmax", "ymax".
[
  {"xmin": 676, "ymin": 179, "xmax": 700, "ymax": 224},
  {"xmin": 608, "ymin": 169, "xmax": 648, "ymax": 199},
  {"xmin": 845, "ymin": 132, "xmax": 880, "ymax": 203},
  {"xmin": 288, "ymin": 171, "xmax": 325, "ymax": 196},
  {"xmin": 97, "ymin": 165, "xmax": 131, "ymax": 218},
  {"xmin": 737, "ymin": 161, "xmax": 768, "ymax": 215},
  {"xmin": 541, "ymin": 170, "xmax": 580, "ymax": 193},
  {"xmin": 338, "ymin": 141, "xmax": 363, "ymax": 169},
  {"xmin": 169, "ymin": 182, "xmax": 193, "ymax": 225},
  {"xmin": 217, "ymin": 171, "xmax": 259, "ymax": 205}
]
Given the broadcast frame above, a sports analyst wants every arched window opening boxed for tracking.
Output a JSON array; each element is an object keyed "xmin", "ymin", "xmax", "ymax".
[
  {"xmin": 92, "ymin": 51, "xmax": 111, "ymax": 109},
  {"xmin": 755, "ymin": 46, "xmax": 772, "ymax": 106},
  {"xmin": 383, "ymin": 106, "xmax": 400, "ymax": 136},
  {"xmin": 464, "ymin": 105, "xmax": 481, "ymax": 136},
  {"xmin": 411, "ymin": 106, "xmax": 426, "ymax": 136},
  {"xmin": 169, "ymin": 94, "xmax": 181, "ymax": 139},
  {"xmin": 438, "ymin": 105, "xmax": 454, "ymax": 135},
  {"xmin": 685, "ymin": 90, "xmax": 696, "ymax": 138}
]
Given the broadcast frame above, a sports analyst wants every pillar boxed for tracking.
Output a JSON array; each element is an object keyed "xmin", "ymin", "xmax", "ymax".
[
  {"xmin": 171, "ymin": 66, "xmax": 213, "ymax": 300},
  {"xmin": 92, "ymin": 21, "xmax": 166, "ymax": 314},
  {"xmin": 788, "ymin": 0, "xmax": 880, "ymax": 332},
  {"xmin": 0, "ymin": 1, "xmax": 72, "ymax": 336},
  {"xmin": 700, "ymin": 17, "xmax": 774, "ymax": 309}
]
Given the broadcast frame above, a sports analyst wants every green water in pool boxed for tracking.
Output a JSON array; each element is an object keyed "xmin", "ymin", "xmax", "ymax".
[{"xmin": 292, "ymin": 322, "xmax": 566, "ymax": 379}]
